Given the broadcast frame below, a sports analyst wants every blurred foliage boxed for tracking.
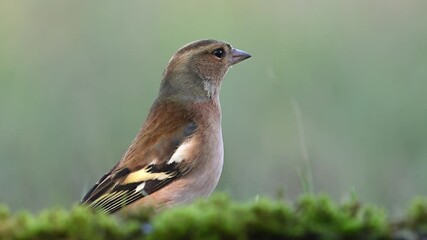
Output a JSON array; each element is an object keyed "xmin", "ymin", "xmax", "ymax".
[
  {"xmin": 149, "ymin": 194, "xmax": 388, "ymax": 240},
  {"xmin": 1, "ymin": 1, "xmax": 427, "ymax": 211},
  {"xmin": 6, "ymin": 194, "xmax": 427, "ymax": 239},
  {"xmin": 0, "ymin": 194, "xmax": 396, "ymax": 240}
]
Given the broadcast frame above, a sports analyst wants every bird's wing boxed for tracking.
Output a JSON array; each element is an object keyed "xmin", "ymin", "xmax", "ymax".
[{"xmin": 81, "ymin": 101, "xmax": 198, "ymax": 214}]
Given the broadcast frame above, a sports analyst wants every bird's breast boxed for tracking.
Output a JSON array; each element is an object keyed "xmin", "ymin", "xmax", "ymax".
[{"xmin": 166, "ymin": 121, "xmax": 224, "ymax": 206}]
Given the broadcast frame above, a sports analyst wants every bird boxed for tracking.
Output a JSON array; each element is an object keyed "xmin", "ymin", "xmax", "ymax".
[{"xmin": 81, "ymin": 39, "xmax": 251, "ymax": 214}]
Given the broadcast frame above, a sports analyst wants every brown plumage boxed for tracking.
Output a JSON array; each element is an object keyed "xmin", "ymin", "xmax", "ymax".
[{"xmin": 81, "ymin": 39, "xmax": 251, "ymax": 214}]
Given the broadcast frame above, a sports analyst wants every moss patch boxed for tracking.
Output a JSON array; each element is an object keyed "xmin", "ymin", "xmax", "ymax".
[{"xmin": 1, "ymin": 194, "xmax": 426, "ymax": 239}]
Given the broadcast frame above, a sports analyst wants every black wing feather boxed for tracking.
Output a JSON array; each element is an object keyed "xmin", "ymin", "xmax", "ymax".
[{"xmin": 87, "ymin": 162, "xmax": 184, "ymax": 214}]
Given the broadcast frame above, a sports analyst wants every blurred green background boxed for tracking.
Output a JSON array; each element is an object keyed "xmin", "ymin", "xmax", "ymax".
[{"xmin": 1, "ymin": 1, "xmax": 427, "ymax": 212}]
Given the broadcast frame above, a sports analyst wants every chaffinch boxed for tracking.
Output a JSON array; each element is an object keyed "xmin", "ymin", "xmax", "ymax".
[{"xmin": 81, "ymin": 39, "xmax": 251, "ymax": 214}]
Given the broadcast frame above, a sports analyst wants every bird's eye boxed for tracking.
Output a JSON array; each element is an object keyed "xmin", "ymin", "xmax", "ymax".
[{"xmin": 212, "ymin": 48, "xmax": 225, "ymax": 59}]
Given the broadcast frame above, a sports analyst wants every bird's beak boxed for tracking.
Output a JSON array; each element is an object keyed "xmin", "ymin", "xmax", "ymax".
[{"xmin": 230, "ymin": 48, "xmax": 251, "ymax": 65}]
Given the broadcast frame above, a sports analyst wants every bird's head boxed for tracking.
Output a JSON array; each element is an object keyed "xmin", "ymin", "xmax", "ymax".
[{"xmin": 160, "ymin": 39, "xmax": 251, "ymax": 101}]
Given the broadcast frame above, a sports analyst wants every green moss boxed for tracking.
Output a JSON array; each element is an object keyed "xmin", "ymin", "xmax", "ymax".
[
  {"xmin": 294, "ymin": 194, "xmax": 387, "ymax": 240},
  {"xmin": 0, "ymin": 206, "xmax": 142, "ymax": 240},
  {"xmin": 148, "ymin": 194, "xmax": 388, "ymax": 240},
  {"xmin": 1, "ymin": 194, "xmax": 427, "ymax": 239}
]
